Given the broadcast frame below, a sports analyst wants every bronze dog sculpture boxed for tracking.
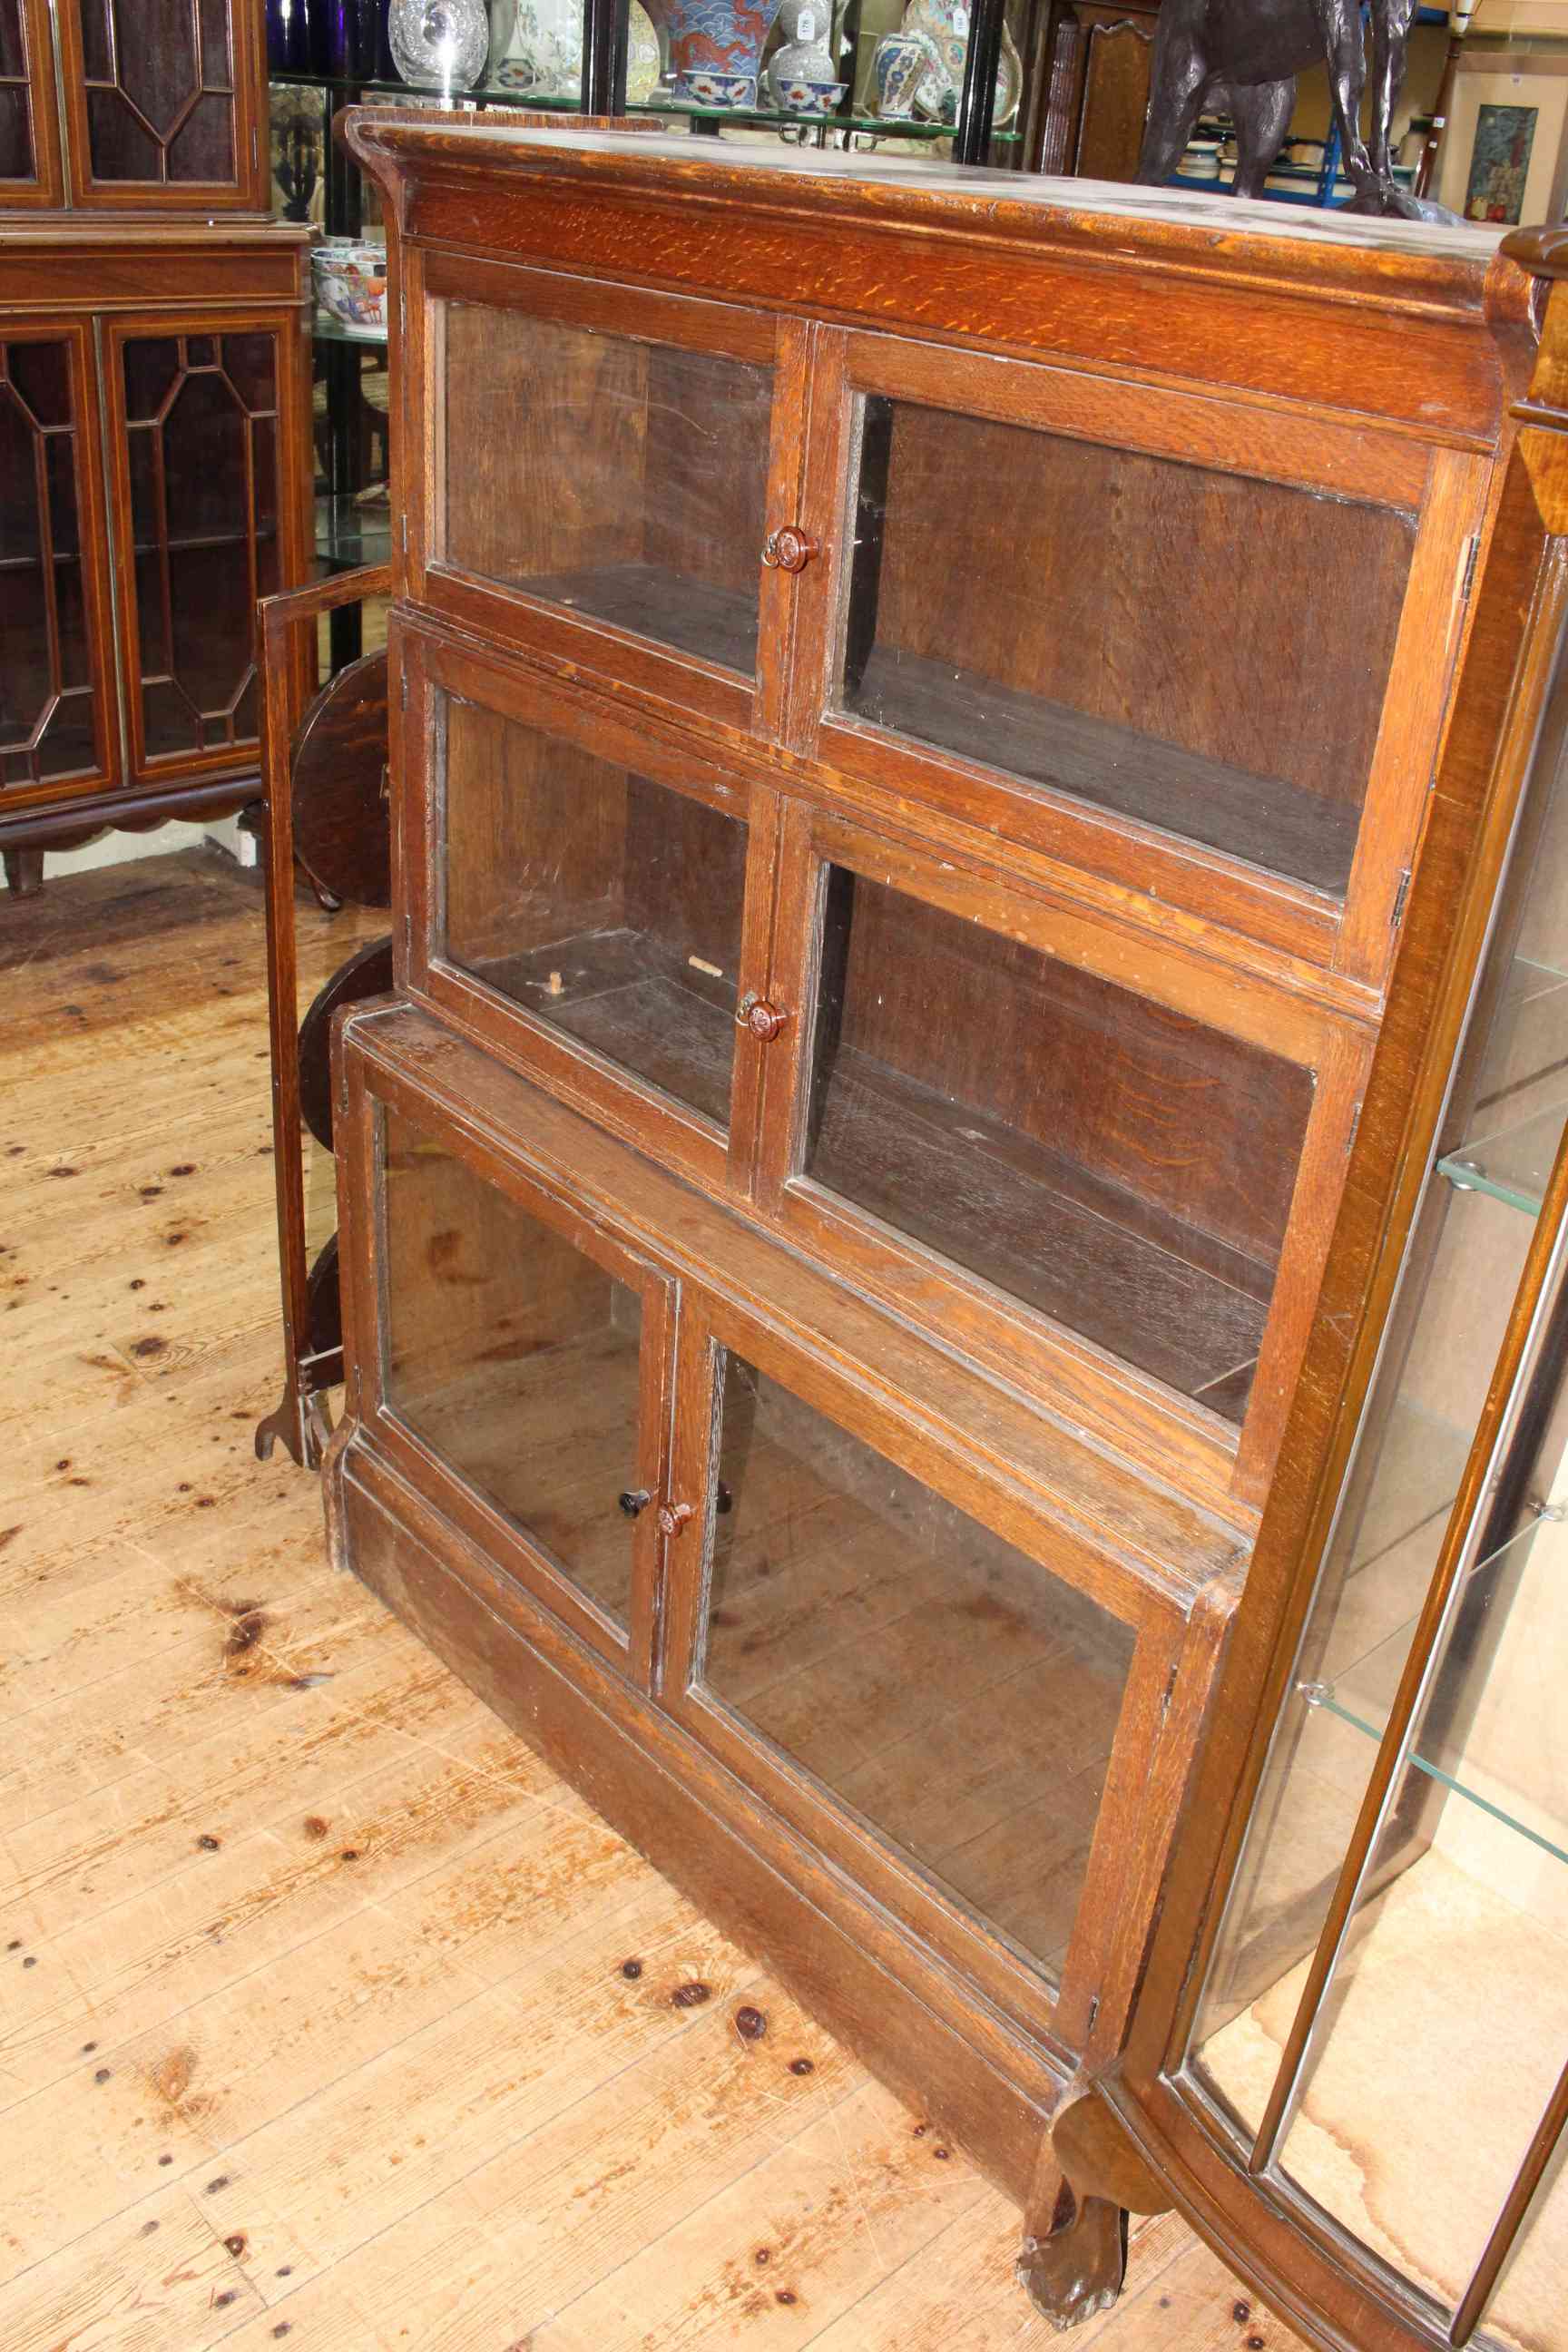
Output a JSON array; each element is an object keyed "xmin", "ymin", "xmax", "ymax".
[{"xmin": 1134, "ymin": 0, "xmax": 1445, "ymax": 218}]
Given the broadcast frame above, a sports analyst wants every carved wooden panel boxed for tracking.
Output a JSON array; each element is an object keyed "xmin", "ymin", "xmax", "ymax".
[{"xmin": 1032, "ymin": 0, "xmax": 1162, "ymax": 183}]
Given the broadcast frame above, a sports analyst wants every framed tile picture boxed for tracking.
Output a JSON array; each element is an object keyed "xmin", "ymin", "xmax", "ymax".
[
  {"xmin": 1436, "ymin": 53, "xmax": 1568, "ymax": 225},
  {"xmin": 1465, "ymin": 98, "xmax": 1537, "ymax": 220}
]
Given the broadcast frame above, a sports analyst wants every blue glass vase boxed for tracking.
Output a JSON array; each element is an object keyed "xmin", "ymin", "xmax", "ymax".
[
  {"xmin": 322, "ymin": 0, "xmax": 385, "ymax": 73},
  {"xmin": 266, "ymin": 0, "xmax": 317, "ymax": 70}
]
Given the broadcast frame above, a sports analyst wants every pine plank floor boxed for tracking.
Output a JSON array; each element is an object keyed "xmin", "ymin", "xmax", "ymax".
[{"xmin": 0, "ymin": 848, "xmax": 1307, "ymax": 2351}]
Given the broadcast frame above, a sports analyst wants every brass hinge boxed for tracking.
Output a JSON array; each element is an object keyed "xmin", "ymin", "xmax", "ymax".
[
  {"xmin": 1459, "ymin": 532, "xmax": 1481, "ymax": 607},
  {"xmin": 1390, "ymin": 867, "xmax": 1412, "ymax": 931},
  {"xmin": 1345, "ymin": 1100, "xmax": 1362, "ymax": 1156}
]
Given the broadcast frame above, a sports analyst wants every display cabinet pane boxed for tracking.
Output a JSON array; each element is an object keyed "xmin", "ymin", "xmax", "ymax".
[
  {"xmin": 123, "ymin": 331, "xmax": 279, "ymax": 764},
  {"xmin": 76, "ymin": 0, "xmax": 238, "ymax": 187},
  {"xmin": 442, "ymin": 306, "xmax": 772, "ymax": 678},
  {"xmin": 1270, "ymin": 1750, "xmax": 1568, "ymax": 2343},
  {"xmin": 838, "ymin": 399, "xmax": 1416, "ymax": 897},
  {"xmin": 382, "ymin": 1112, "xmax": 642, "ymax": 1632},
  {"xmin": 802, "ymin": 867, "xmax": 1314, "ymax": 1419},
  {"xmin": 0, "ymin": 0, "xmax": 34, "ymax": 182},
  {"xmin": 0, "ymin": 337, "xmax": 101, "ymax": 787},
  {"xmin": 701, "ymin": 1355, "xmax": 1135, "ymax": 1984},
  {"xmin": 438, "ymin": 693, "xmax": 749, "ymax": 1128}
]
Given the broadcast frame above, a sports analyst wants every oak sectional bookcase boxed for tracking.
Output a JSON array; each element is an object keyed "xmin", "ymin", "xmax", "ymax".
[{"xmin": 319, "ymin": 118, "xmax": 1568, "ymax": 2330}]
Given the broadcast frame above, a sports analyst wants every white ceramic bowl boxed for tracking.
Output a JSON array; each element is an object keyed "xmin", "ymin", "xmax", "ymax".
[{"xmin": 311, "ymin": 240, "xmax": 388, "ymax": 338}]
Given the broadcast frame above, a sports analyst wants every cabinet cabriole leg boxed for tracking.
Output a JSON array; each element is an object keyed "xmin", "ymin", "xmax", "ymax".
[{"xmin": 1016, "ymin": 2176, "xmax": 1129, "ymax": 2329}]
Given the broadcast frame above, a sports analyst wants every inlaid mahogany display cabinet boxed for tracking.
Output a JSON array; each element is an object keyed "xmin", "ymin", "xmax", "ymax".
[
  {"xmin": 321, "ymin": 115, "xmax": 1568, "ymax": 2337},
  {"xmin": 0, "ymin": 0, "xmax": 312, "ymax": 890}
]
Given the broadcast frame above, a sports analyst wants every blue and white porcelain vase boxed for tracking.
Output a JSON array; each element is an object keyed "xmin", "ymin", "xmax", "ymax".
[{"xmin": 765, "ymin": 0, "xmax": 839, "ymax": 110}]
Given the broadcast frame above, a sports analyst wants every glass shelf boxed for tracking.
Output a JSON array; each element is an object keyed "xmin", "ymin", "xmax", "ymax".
[
  {"xmin": 1300, "ymin": 1507, "xmax": 1568, "ymax": 1870},
  {"xmin": 1438, "ymin": 1099, "xmax": 1568, "ymax": 1217},
  {"xmin": 316, "ymin": 489, "xmax": 391, "ymax": 573},
  {"xmin": 268, "ymin": 71, "xmax": 1018, "ymax": 142},
  {"xmin": 313, "ymin": 316, "xmax": 387, "ymax": 348}
]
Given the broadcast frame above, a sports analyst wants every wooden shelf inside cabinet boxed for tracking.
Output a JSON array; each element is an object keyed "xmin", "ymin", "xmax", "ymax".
[
  {"xmin": 845, "ymin": 647, "xmax": 1363, "ymax": 900},
  {"xmin": 324, "ymin": 114, "xmax": 1549, "ymax": 2341}
]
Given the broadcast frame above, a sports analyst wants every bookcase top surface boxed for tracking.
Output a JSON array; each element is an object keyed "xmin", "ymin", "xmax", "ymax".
[{"xmin": 356, "ymin": 114, "xmax": 1508, "ymax": 266}]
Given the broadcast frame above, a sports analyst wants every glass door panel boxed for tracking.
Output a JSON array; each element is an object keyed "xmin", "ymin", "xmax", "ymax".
[
  {"xmin": 799, "ymin": 865, "xmax": 1315, "ymax": 1421},
  {"xmin": 698, "ymin": 1352, "xmax": 1136, "ymax": 1986},
  {"xmin": 118, "ymin": 328, "xmax": 281, "ymax": 775},
  {"xmin": 0, "ymin": 0, "xmax": 43, "ymax": 189},
  {"xmin": 67, "ymin": 0, "xmax": 244, "ymax": 194},
  {"xmin": 381, "ymin": 1110, "xmax": 646, "ymax": 1636},
  {"xmin": 0, "ymin": 333, "xmax": 112, "ymax": 794},
  {"xmin": 838, "ymin": 397, "xmax": 1416, "ymax": 897},
  {"xmin": 1181, "ymin": 625, "xmax": 1568, "ymax": 2351},
  {"xmin": 437, "ymin": 691, "xmax": 750, "ymax": 1130},
  {"xmin": 441, "ymin": 304, "xmax": 773, "ymax": 679}
]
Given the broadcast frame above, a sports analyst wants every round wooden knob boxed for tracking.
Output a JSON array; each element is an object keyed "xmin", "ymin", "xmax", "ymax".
[
  {"xmin": 761, "ymin": 525, "xmax": 818, "ymax": 573},
  {"xmin": 737, "ymin": 994, "xmax": 789, "ymax": 1042},
  {"xmin": 656, "ymin": 1501, "xmax": 695, "ymax": 1538}
]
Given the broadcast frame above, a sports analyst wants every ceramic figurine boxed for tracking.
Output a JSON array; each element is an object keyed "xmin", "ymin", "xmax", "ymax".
[{"xmin": 666, "ymin": 0, "xmax": 784, "ymax": 107}]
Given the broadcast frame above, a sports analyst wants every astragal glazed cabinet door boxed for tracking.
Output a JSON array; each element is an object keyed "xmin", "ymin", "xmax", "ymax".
[
  {"xmin": 0, "ymin": 0, "xmax": 64, "ymax": 206},
  {"xmin": 103, "ymin": 315, "xmax": 299, "ymax": 790},
  {"xmin": 53, "ymin": 0, "xmax": 268, "ymax": 211},
  {"xmin": 0, "ymin": 323, "xmax": 118, "ymax": 808}
]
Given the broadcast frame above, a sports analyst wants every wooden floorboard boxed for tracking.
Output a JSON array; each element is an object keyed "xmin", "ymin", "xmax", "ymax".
[{"xmin": 0, "ymin": 848, "xmax": 1308, "ymax": 2349}]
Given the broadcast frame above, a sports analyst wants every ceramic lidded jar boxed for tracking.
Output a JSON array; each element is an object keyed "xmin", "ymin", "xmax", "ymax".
[{"xmin": 665, "ymin": 0, "xmax": 785, "ymax": 108}]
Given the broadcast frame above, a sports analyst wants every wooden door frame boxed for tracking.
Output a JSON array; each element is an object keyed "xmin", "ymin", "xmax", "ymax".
[{"xmin": 407, "ymin": 245, "xmax": 811, "ymax": 744}]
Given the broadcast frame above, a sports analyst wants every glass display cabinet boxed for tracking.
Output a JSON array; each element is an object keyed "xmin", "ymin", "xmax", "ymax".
[
  {"xmin": 318, "ymin": 115, "xmax": 1568, "ymax": 2330},
  {"xmin": 0, "ymin": 0, "xmax": 312, "ymax": 894}
]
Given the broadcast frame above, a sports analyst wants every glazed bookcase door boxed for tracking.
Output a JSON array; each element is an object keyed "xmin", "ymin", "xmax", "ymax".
[
  {"xmin": 0, "ymin": 323, "xmax": 119, "ymax": 808},
  {"xmin": 103, "ymin": 315, "xmax": 301, "ymax": 789},
  {"xmin": 397, "ymin": 617, "xmax": 783, "ymax": 1200},
  {"xmin": 368, "ymin": 1096, "xmax": 678, "ymax": 1685},
  {"xmin": 792, "ymin": 332, "xmax": 1487, "ymax": 986},
  {"xmin": 54, "ymin": 0, "xmax": 268, "ymax": 211},
  {"xmin": 416, "ymin": 250, "xmax": 810, "ymax": 741},
  {"xmin": 0, "ymin": 0, "xmax": 65, "ymax": 206},
  {"xmin": 756, "ymin": 803, "xmax": 1371, "ymax": 1519},
  {"xmin": 658, "ymin": 1294, "xmax": 1196, "ymax": 2048},
  {"xmin": 1175, "ymin": 634, "xmax": 1568, "ymax": 2352}
]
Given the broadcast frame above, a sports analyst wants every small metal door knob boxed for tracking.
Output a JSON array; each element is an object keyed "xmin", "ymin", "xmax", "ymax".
[
  {"xmin": 761, "ymin": 525, "xmax": 818, "ymax": 573},
  {"xmin": 657, "ymin": 1501, "xmax": 695, "ymax": 1538},
  {"xmin": 736, "ymin": 992, "xmax": 789, "ymax": 1041},
  {"xmin": 618, "ymin": 1489, "xmax": 652, "ymax": 1518}
]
